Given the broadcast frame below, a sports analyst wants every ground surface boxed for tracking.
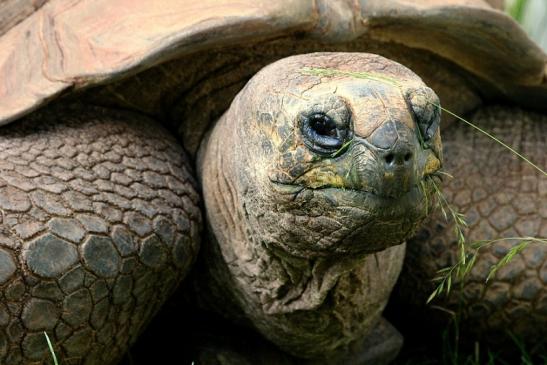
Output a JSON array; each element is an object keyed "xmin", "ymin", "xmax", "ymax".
[{"xmin": 111, "ymin": 285, "xmax": 546, "ymax": 365}]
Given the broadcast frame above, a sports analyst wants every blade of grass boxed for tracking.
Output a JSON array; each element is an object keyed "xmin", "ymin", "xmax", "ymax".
[
  {"xmin": 507, "ymin": 331, "xmax": 534, "ymax": 365},
  {"xmin": 486, "ymin": 241, "xmax": 530, "ymax": 282},
  {"xmin": 426, "ymin": 174, "xmax": 547, "ymax": 301},
  {"xmin": 331, "ymin": 139, "xmax": 353, "ymax": 158},
  {"xmin": 429, "ymin": 103, "xmax": 546, "ymax": 176},
  {"xmin": 301, "ymin": 67, "xmax": 402, "ymax": 87},
  {"xmin": 44, "ymin": 331, "xmax": 59, "ymax": 365}
]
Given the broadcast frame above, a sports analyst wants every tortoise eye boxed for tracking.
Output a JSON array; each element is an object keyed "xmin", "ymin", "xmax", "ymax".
[{"xmin": 300, "ymin": 113, "xmax": 350, "ymax": 155}]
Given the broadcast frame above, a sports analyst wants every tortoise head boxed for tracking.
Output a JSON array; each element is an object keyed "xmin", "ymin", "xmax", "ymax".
[{"xmin": 200, "ymin": 53, "xmax": 442, "ymax": 258}]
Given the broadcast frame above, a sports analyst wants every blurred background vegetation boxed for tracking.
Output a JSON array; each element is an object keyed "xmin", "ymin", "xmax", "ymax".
[{"xmin": 506, "ymin": 0, "xmax": 547, "ymax": 50}]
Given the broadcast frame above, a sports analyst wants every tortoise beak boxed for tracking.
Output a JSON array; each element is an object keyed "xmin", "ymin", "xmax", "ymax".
[{"xmin": 350, "ymin": 120, "xmax": 424, "ymax": 199}]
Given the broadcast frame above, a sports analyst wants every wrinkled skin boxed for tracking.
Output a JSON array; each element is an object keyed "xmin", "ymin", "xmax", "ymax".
[{"xmin": 196, "ymin": 53, "xmax": 442, "ymax": 361}]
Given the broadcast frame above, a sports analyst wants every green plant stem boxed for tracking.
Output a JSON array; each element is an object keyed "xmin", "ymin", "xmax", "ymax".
[
  {"xmin": 44, "ymin": 331, "xmax": 59, "ymax": 365},
  {"xmin": 301, "ymin": 67, "xmax": 402, "ymax": 87},
  {"xmin": 432, "ymin": 104, "xmax": 546, "ymax": 176},
  {"xmin": 426, "ymin": 174, "xmax": 547, "ymax": 301}
]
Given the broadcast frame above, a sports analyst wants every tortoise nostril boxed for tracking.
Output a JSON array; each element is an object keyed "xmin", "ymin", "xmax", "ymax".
[
  {"xmin": 404, "ymin": 153, "xmax": 412, "ymax": 162},
  {"xmin": 383, "ymin": 151, "xmax": 412, "ymax": 167}
]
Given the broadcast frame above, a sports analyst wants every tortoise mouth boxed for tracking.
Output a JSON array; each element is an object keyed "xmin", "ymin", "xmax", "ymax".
[
  {"xmin": 270, "ymin": 179, "xmax": 432, "ymax": 224},
  {"xmin": 316, "ymin": 184, "xmax": 424, "ymax": 203},
  {"xmin": 270, "ymin": 178, "xmax": 430, "ymax": 204}
]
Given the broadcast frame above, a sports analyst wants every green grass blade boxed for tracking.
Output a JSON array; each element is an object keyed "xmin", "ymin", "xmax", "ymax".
[
  {"xmin": 486, "ymin": 241, "xmax": 530, "ymax": 282},
  {"xmin": 331, "ymin": 139, "xmax": 353, "ymax": 158},
  {"xmin": 300, "ymin": 67, "xmax": 402, "ymax": 87},
  {"xmin": 44, "ymin": 331, "xmax": 59, "ymax": 365},
  {"xmin": 432, "ymin": 103, "xmax": 546, "ymax": 176}
]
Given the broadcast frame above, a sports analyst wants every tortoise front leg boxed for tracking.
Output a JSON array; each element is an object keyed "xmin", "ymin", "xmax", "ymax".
[{"xmin": 0, "ymin": 104, "xmax": 201, "ymax": 365}]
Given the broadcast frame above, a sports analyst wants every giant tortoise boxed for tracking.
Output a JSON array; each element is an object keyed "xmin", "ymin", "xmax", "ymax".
[{"xmin": 0, "ymin": 1, "xmax": 545, "ymax": 364}]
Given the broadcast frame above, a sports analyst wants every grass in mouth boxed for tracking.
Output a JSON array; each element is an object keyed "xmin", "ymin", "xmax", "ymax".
[{"xmin": 302, "ymin": 66, "xmax": 547, "ymax": 301}]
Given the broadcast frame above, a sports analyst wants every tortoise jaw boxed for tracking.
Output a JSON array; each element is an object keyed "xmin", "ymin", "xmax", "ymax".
[
  {"xmin": 269, "ymin": 180, "xmax": 429, "ymax": 255},
  {"xmin": 270, "ymin": 178, "xmax": 417, "ymax": 200}
]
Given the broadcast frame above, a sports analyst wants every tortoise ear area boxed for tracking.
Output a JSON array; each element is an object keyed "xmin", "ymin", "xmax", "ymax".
[{"xmin": 405, "ymin": 87, "xmax": 441, "ymax": 143}]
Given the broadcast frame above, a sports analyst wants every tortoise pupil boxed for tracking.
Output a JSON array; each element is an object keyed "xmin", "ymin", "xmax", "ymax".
[
  {"xmin": 310, "ymin": 115, "xmax": 337, "ymax": 137},
  {"xmin": 300, "ymin": 112, "xmax": 351, "ymax": 156}
]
